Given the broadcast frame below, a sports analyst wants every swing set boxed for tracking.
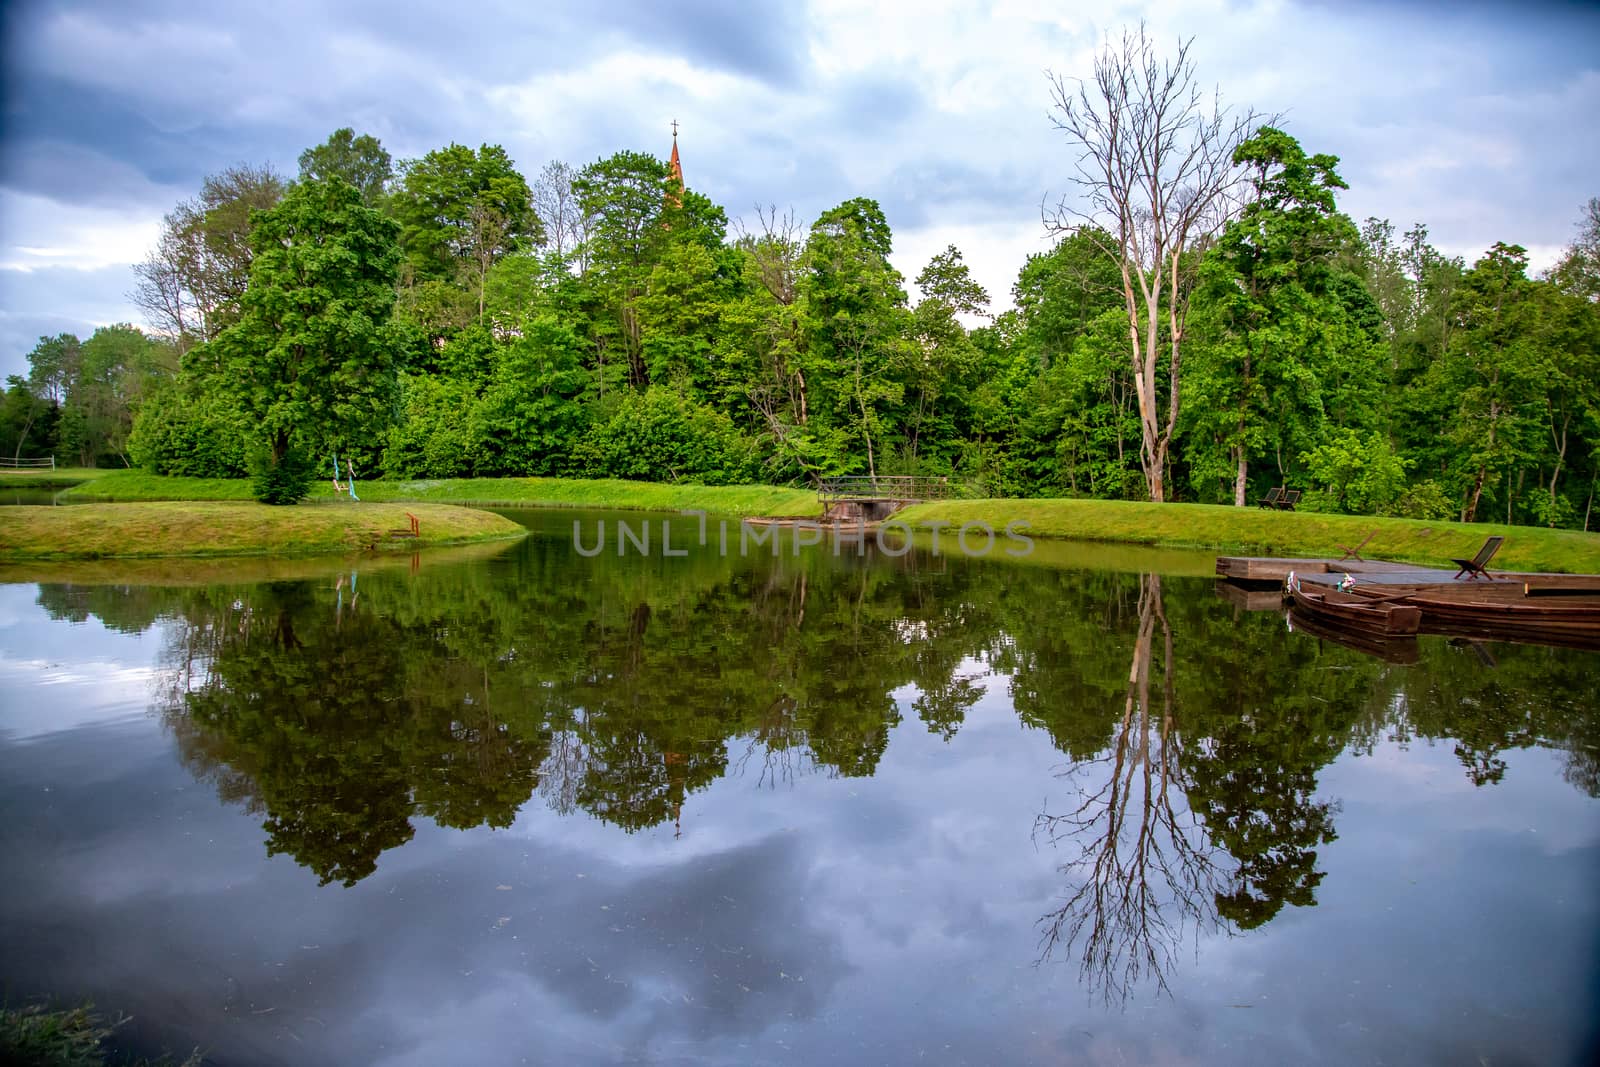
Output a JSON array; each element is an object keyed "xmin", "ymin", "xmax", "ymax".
[{"xmin": 330, "ymin": 454, "xmax": 361, "ymax": 501}]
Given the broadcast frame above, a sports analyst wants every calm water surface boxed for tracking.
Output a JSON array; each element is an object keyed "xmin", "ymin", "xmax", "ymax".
[{"xmin": 1, "ymin": 509, "xmax": 1597, "ymax": 1065}]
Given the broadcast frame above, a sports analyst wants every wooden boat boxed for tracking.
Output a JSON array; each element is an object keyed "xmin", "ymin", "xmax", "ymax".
[
  {"xmin": 1418, "ymin": 618, "xmax": 1600, "ymax": 653},
  {"xmin": 1400, "ymin": 593, "xmax": 1600, "ymax": 642},
  {"xmin": 1341, "ymin": 584, "xmax": 1600, "ymax": 650},
  {"xmin": 1286, "ymin": 606, "xmax": 1420, "ymax": 664},
  {"xmin": 1286, "ymin": 584, "xmax": 1422, "ymax": 636}
]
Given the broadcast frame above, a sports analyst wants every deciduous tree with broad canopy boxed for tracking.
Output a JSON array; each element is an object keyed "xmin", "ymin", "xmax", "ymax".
[{"xmin": 204, "ymin": 177, "xmax": 405, "ymax": 503}]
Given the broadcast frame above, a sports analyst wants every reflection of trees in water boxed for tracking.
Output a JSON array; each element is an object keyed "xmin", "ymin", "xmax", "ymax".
[
  {"xmin": 124, "ymin": 551, "xmax": 988, "ymax": 882},
  {"xmin": 1028, "ymin": 572, "xmax": 1600, "ymax": 1004},
  {"xmin": 32, "ymin": 551, "xmax": 1600, "ymax": 919},
  {"xmin": 1033, "ymin": 575, "xmax": 1225, "ymax": 1003}
]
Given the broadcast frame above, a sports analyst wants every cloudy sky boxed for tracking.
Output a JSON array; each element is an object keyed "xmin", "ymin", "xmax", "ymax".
[{"xmin": 1, "ymin": 0, "xmax": 1596, "ymax": 380}]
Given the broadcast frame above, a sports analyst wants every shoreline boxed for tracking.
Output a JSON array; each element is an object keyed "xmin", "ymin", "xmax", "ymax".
[
  {"xmin": 0, "ymin": 501, "xmax": 527, "ymax": 562},
  {"xmin": 21, "ymin": 470, "xmax": 1600, "ymax": 573}
]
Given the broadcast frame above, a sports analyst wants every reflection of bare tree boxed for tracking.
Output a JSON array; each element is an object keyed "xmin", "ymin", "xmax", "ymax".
[
  {"xmin": 538, "ymin": 726, "xmax": 587, "ymax": 815},
  {"xmin": 153, "ymin": 597, "xmax": 264, "ymax": 810},
  {"xmin": 733, "ymin": 693, "xmax": 816, "ymax": 789},
  {"xmin": 1034, "ymin": 574, "xmax": 1224, "ymax": 1004}
]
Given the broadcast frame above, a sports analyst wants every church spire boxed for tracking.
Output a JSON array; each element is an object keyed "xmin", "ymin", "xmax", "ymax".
[{"xmin": 667, "ymin": 120, "xmax": 684, "ymax": 206}]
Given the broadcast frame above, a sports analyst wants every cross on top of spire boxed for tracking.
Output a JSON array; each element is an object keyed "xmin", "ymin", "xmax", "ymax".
[{"xmin": 667, "ymin": 121, "xmax": 684, "ymax": 203}]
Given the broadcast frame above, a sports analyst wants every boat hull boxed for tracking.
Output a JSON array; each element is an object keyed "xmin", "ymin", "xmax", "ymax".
[{"xmin": 1286, "ymin": 586, "xmax": 1422, "ymax": 636}]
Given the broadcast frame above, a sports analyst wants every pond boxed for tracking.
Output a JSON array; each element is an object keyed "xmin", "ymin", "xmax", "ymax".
[{"xmin": 1, "ymin": 509, "xmax": 1597, "ymax": 1065}]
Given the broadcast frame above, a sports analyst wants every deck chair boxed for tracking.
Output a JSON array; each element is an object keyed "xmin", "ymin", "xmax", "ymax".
[
  {"xmin": 1338, "ymin": 529, "xmax": 1378, "ymax": 562},
  {"xmin": 1257, "ymin": 487, "xmax": 1284, "ymax": 509},
  {"xmin": 1278, "ymin": 489, "xmax": 1302, "ymax": 511},
  {"xmin": 1450, "ymin": 535, "xmax": 1504, "ymax": 580}
]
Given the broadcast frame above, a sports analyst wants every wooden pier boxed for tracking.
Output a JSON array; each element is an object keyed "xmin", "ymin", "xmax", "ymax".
[
  {"xmin": 1216, "ymin": 555, "xmax": 1600, "ymax": 594},
  {"xmin": 1215, "ymin": 554, "xmax": 1600, "ymax": 653}
]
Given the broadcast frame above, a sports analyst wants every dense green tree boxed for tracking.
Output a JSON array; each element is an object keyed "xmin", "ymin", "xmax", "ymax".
[
  {"xmin": 473, "ymin": 315, "xmax": 592, "ymax": 475},
  {"xmin": 1549, "ymin": 196, "xmax": 1600, "ymax": 301},
  {"xmin": 800, "ymin": 198, "xmax": 911, "ymax": 479},
  {"xmin": 203, "ymin": 177, "xmax": 403, "ymax": 502},
  {"xmin": 127, "ymin": 384, "xmax": 251, "ymax": 477},
  {"xmin": 583, "ymin": 386, "xmax": 753, "ymax": 483},
  {"xmin": 904, "ymin": 245, "xmax": 989, "ymax": 471},
  {"xmin": 55, "ymin": 325, "xmax": 174, "ymax": 467},
  {"xmin": 1426, "ymin": 244, "xmax": 1548, "ymax": 522},
  {"xmin": 1006, "ymin": 231, "xmax": 1138, "ymax": 497},
  {"xmin": 1183, "ymin": 127, "xmax": 1384, "ymax": 506},
  {"xmin": 573, "ymin": 150, "xmax": 677, "ymax": 390},
  {"xmin": 393, "ymin": 144, "xmax": 541, "ymax": 319},
  {"xmin": 298, "ymin": 127, "xmax": 394, "ymax": 206},
  {"xmin": 0, "ymin": 376, "xmax": 56, "ymax": 462},
  {"xmin": 24, "ymin": 332, "xmax": 80, "ymax": 404}
]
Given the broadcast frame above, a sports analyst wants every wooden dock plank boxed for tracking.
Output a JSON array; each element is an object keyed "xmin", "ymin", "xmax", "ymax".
[{"xmin": 1215, "ymin": 556, "xmax": 1436, "ymax": 581}]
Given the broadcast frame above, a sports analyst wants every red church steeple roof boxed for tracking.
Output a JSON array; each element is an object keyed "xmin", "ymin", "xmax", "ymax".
[{"xmin": 667, "ymin": 120, "xmax": 684, "ymax": 206}]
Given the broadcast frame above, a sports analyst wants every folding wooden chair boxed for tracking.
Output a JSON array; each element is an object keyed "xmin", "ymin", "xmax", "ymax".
[
  {"xmin": 1338, "ymin": 529, "xmax": 1378, "ymax": 562},
  {"xmin": 1257, "ymin": 487, "xmax": 1284, "ymax": 509},
  {"xmin": 1277, "ymin": 489, "xmax": 1302, "ymax": 511},
  {"xmin": 1450, "ymin": 535, "xmax": 1504, "ymax": 580}
]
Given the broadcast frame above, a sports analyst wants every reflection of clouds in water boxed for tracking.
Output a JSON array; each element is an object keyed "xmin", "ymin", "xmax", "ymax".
[
  {"xmin": 0, "ymin": 585, "xmax": 164, "ymax": 696},
  {"xmin": 0, "ymin": 584, "xmax": 38, "ymax": 628},
  {"xmin": 0, "ymin": 720, "xmax": 852, "ymax": 1061},
  {"xmin": 0, "ymin": 654, "xmax": 159, "ymax": 740},
  {"xmin": 6, "ymin": 563, "xmax": 1600, "ymax": 1063}
]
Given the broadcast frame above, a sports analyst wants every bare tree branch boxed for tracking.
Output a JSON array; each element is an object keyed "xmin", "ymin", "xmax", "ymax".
[{"xmin": 1044, "ymin": 25, "xmax": 1260, "ymax": 501}]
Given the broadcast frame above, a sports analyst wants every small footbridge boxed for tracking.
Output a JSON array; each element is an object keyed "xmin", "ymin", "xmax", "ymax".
[{"xmin": 819, "ymin": 476, "xmax": 956, "ymax": 522}]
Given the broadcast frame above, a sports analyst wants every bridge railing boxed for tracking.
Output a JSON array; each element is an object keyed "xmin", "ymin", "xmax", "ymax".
[{"xmin": 818, "ymin": 475, "xmax": 961, "ymax": 503}]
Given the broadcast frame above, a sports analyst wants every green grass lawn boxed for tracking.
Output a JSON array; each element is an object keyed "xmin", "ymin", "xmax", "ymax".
[
  {"xmin": 40, "ymin": 472, "xmax": 1600, "ymax": 573},
  {"xmin": 898, "ymin": 497, "xmax": 1600, "ymax": 574},
  {"xmin": 60, "ymin": 471, "xmax": 821, "ymax": 516},
  {"xmin": 0, "ymin": 501, "xmax": 527, "ymax": 561}
]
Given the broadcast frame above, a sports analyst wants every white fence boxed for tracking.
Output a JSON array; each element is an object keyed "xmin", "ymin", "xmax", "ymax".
[{"xmin": 0, "ymin": 457, "xmax": 56, "ymax": 470}]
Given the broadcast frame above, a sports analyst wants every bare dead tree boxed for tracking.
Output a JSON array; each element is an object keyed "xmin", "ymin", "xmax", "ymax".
[
  {"xmin": 733, "ymin": 204, "xmax": 804, "ymax": 305},
  {"xmin": 129, "ymin": 162, "xmax": 286, "ymax": 359},
  {"xmin": 467, "ymin": 201, "xmax": 513, "ymax": 322},
  {"xmin": 731, "ymin": 205, "xmax": 812, "ymax": 471},
  {"xmin": 1034, "ymin": 574, "xmax": 1226, "ymax": 1004},
  {"xmin": 532, "ymin": 160, "xmax": 584, "ymax": 260},
  {"xmin": 1046, "ymin": 26, "xmax": 1260, "ymax": 501},
  {"xmin": 537, "ymin": 725, "xmax": 588, "ymax": 816}
]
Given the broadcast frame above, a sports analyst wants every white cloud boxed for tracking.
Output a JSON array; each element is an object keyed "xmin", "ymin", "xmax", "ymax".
[{"xmin": 0, "ymin": 172, "xmax": 168, "ymax": 276}]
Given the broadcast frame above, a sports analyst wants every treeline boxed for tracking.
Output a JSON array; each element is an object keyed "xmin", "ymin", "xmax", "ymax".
[{"xmin": 3, "ymin": 116, "xmax": 1597, "ymax": 523}]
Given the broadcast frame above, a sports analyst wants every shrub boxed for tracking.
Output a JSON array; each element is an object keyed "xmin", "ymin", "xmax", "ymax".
[
  {"xmin": 128, "ymin": 389, "xmax": 250, "ymax": 477},
  {"xmin": 1299, "ymin": 430, "xmax": 1409, "ymax": 515},
  {"xmin": 248, "ymin": 441, "xmax": 315, "ymax": 504},
  {"xmin": 1385, "ymin": 480, "xmax": 1456, "ymax": 521},
  {"xmin": 584, "ymin": 387, "xmax": 755, "ymax": 484}
]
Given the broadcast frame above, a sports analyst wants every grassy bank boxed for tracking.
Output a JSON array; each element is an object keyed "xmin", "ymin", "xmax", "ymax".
[
  {"xmin": 0, "ymin": 502, "xmax": 527, "ymax": 561},
  {"xmin": 40, "ymin": 473, "xmax": 1600, "ymax": 572},
  {"xmin": 60, "ymin": 471, "xmax": 820, "ymax": 517},
  {"xmin": 0, "ymin": 467, "xmax": 109, "ymax": 489},
  {"xmin": 0, "ymin": 537, "xmax": 519, "ymax": 585},
  {"xmin": 899, "ymin": 497, "xmax": 1600, "ymax": 574}
]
